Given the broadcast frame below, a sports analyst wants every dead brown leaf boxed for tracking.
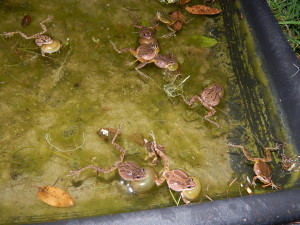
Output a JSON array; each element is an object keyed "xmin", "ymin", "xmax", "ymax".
[
  {"xmin": 185, "ymin": 5, "xmax": 221, "ymax": 15},
  {"xmin": 180, "ymin": 0, "xmax": 192, "ymax": 5}
]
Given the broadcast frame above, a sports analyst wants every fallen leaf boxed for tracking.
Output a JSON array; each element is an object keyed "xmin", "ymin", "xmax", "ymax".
[
  {"xmin": 180, "ymin": 0, "xmax": 192, "ymax": 5},
  {"xmin": 185, "ymin": 5, "xmax": 221, "ymax": 15},
  {"xmin": 36, "ymin": 186, "xmax": 74, "ymax": 208},
  {"xmin": 189, "ymin": 35, "xmax": 218, "ymax": 48}
]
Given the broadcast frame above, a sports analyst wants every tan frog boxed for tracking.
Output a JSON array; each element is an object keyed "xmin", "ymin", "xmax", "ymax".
[
  {"xmin": 153, "ymin": 54, "xmax": 179, "ymax": 74},
  {"xmin": 68, "ymin": 126, "xmax": 146, "ymax": 182},
  {"xmin": 227, "ymin": 143, "xmax": 280, "ymax": 189},
  {"xmin": 110, "ymin": 40, "xmax": 160, "ymax": 78},
  {"xmin": 145, "ymin": 131, "xmax": 196, "ymax": 204},
  {"xmin": 180, "ymin": 84, "xmax": 224, "ymax": 128},
  {"xmin": 155, "ymin": 10, "xmax": 186, "ymax": 38},
  {"xmin": 1, "ymin": 16, "xmax": 61, "ymax": 56}
]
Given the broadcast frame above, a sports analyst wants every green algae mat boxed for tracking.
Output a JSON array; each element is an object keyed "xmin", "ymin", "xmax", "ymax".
[{"xmin": 0, "ymin": 0, "xmax": 299, "ymax": 224}]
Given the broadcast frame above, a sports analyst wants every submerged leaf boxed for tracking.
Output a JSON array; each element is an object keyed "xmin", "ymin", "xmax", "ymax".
[
  {"xmin": 189, "ymin": 35, "xmax": 218, "ymax": 48},
  {"xmin": 185, "ymin": 5, "xmax": 221, "ymax": 15},
  {"xmin": 36, "ymin": 186, "xmax": 75, "ymax": 208}
]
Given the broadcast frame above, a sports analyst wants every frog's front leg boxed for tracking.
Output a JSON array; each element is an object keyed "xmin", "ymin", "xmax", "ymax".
[
  {"xmin": 251, "ymin": 176, "xmax": 258, "ymax": 186},
  {"xmin": 181, "ymin": 192, "xmax": 191, "ymax": 204}
]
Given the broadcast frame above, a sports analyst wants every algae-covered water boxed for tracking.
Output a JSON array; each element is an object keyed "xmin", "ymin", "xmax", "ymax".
[{"xmin": 0, "ymin": 0, "xmax": 298, "ymax": 224}]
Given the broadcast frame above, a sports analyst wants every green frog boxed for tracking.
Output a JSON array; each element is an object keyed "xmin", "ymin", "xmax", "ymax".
[
  {"xmin": 227, "ymin": 143, "xmax": 280, "ymax": 189},
  {"xmin": 1, "ymin": 16, "xmax": 61, "ymax": 56},
  {"xmin": 180, "ymin": 84, "xmax": 224, "ymax": 128}
]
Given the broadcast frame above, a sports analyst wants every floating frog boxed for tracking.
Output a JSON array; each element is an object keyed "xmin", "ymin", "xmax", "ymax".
[
  {"xmin": 110, "ymin": 40, "xmax": 160, "ymax": 78},
  {"xmin": 227, "ymin": 143, "xmax": 280, "ymax": 189},
  {"xmin": 68, "ymin": 126, "xmax": 146, "ymax": 182},
  {"xmin": 153, "ymin": 54, "xmax": 179, "ymax": 74},
  {"xmin": 155, "ymin": 10, "xmax": 188, "ymax": 38},
  {"xmin": 145, "ymin": 131, "xmax": 198, "ymax": 204},
  {"xmin": 1, "ymin": 16, "xmax": 61, "ymax": 56},
  {"xmin": 180, "ymin": 84, "xmax": 224, "ymax": 128},
  {"xmin": 134, "ymin": 20, "xmax": 158, "ymax": 45}
]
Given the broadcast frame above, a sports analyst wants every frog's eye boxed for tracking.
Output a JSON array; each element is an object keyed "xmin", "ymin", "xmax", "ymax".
[{"xmin": 190, "ymin": 178, "xmax": 194, "ymax": 181}]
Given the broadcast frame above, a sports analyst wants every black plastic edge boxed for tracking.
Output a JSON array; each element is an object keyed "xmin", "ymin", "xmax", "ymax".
[
  {"xmin": 239, "ymin": 0, "xmax": 300, "ymax": 152},
  {"xmin": 29, "ymin": 1, "xmax": 300, "ymax": 225},
  {"xmin": 33, "ymin": 189, "xmax": 300, "ymax": 225}
]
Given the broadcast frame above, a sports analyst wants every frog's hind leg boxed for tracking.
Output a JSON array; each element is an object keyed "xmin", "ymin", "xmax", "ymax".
[
  {"xmin": 203, "ymin": 106, "xmax": 221, "ymax": 128},
  {"xmin": 109, "ymin": 40, "xmax": 133, "ymax": 54},
  {"xmin": 161, "ymin": 26, "xmax": 177, "ymax": 39},
  {"xmin": 180, "ymin": 95, "xmax": 201, "ymax": 106},
  {"xmin": 227, "ymin": 144, "xmax": 258, "ymax": 161},
  {"xmin": 135, "ymin": 62, "xmax": 151, "ymax": 79},
  {"xmin": 262, "ymin": 146, "xmax": 279, "ymax": 162},
  {"xmin": 1, "ymin": 16, "xmax": 53, "ymax": 40},
  {"xmin": 111, "ymin": 125, "xmax": 126, "ymax": 163}
]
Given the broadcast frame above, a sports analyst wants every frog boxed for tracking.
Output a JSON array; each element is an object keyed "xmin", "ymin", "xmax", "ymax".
[
  {"xmin": 153, "ymin": 54, "xmax": 180, "ymax": 74},
  {"xmin": 134, "ymin": 20, "xmax": 158, "ymax": 45},
  {"xmin": 227, "ymin": 143, "xmax": 280, "ymax": 189},
  {"xmin": 155, "ymin": 10, "xmax": 188, "ymax": 38},
  {"xmin": 110, "ymin": 40, "xmax": 160, "ymax": 79},
  {"xmin": 1, "ymin": 16, "xmax": 61, "ymax": 56},
  {"xmin": 180, "ymin": 84, "xmax": 224, "ymax": 128},
  {"xmin": 145, "ymin": 131, "xmax": 196, "ymax": 204},
  {"xmin": 68, "ymin": 126, "xmax": 146, "ymax": 182}
]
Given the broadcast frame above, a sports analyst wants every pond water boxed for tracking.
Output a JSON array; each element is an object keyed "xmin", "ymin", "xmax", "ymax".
[{"xmin": 0, "ymin": 0, "xmax": 298, "ymax": 224}]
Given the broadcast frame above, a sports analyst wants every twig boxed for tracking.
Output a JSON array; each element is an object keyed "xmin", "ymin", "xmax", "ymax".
[
  {"xmin": 291, "ymin": 63, "xmax": 300, "ymax": 77},
  {"xmin": 229, "ymin": 177, "xmax": 237, "ymax": 187},
  {"xmin": 205, "ymin": 195, "xmax": 213, "ymax": 201}
]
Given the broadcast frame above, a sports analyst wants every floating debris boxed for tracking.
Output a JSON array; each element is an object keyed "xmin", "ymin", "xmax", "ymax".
[{"xmin": 21, "ymin": 15, "xmax": 31, "ymax": 27}]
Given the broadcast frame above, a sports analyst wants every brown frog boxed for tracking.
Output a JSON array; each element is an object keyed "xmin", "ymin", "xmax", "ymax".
[
  {"xmin": 145, "ymin": 131, "xmax": 196, "ymax": 204},
  {"xmin": 68, "ymin": 126, "xmax": 146, "ymax": 182},
  {"xmin": 1, "ymin": 16, "xmax": 61, "ymax": 56},
  {"xmin": 153, "ymin": 54, "xmax": 180, "ymax": 74},
  {"xmin": 227, "ymin": 143, "xmax": 280, "ymax": 189},
  {"xmin": 110, "ymin": 40, "xmax": 160, "ymax": 79},
  {"xmin": 180, "ymin": 84, "xmax": 224, "ymax": 128},
  {"xmin": 155, "ymin": 10, "xmax": 187, "ymax": 38}
]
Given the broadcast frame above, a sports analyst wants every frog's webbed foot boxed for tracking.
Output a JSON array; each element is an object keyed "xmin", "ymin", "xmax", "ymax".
[{"xmin": 1, "ymin": 32, "xmax": 16, "ymax": 37}]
